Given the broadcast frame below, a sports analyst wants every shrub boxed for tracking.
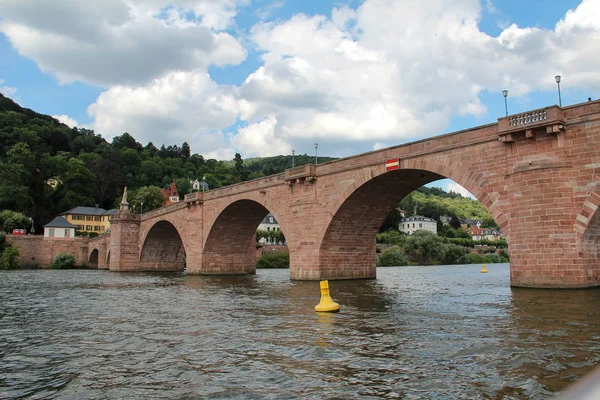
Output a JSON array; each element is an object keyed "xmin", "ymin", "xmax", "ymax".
[
  {"xmin": 442, "ymin": 244, "xmax": 469, "ymax": 265},
  {"xmin": 378, "ymin": 245, "xmax": 409, "ymax": 267},
  {"xmin": 1, "ymin": 246, "xmax": 20, "ymax": 270},
  {"xmin": 52, "ymin": 253, "xmax": 75, "ymax": 269},
  {"xmin": 465, "ymin": 253, "xmax": 488, "ymax": 264},
  {"xmin": 376, "ymin": 230, "xmax": 406, "ymax": 246},
  {"xmin": 257, "ymin": 252, "xmax": 289, "ymax": 268}
]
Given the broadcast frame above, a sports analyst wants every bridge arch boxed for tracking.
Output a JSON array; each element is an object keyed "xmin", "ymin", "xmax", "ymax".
[
  {"xmin": 89, "ymin": 249, "xmax": 99, "ymax": 268},
  {"xmin": 139, "ymin": 220, "xmax": 186, "ymax": 271},
  {"xmin": 318, "ymin": 158, "xmax": 510, "ymax": 279},
  {"xmin": 575, "ymin": 181, "xmax": 600, "ymax": 262},
  {"xmin": 203, "ymin": 199, "xmax": 286, "ymax": 275}
]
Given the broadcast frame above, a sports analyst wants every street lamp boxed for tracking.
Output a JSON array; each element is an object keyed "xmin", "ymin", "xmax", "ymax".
[
  {"xmin": 314, "ymin": 143, "xmax": 318, "ymax": 165},
  {"xmin": 291, "ymin": 149, "xmax": 295, "ymax": 168},
  {"xmin": 555, "ymin": 75, "xmax": 562, "ymax": 107},
  {"xmin": 140, "ymin": 202, "xmax": 143, "ymax": 214},
  {"xmin": 502, "ymin": 89, "xmax": 508, "ymax": 116}
]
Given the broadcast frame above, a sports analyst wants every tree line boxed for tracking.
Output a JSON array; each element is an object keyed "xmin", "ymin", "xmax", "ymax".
[{"xmin": 0, "ymin": 93, "xmax": 334, "ymax": 230}]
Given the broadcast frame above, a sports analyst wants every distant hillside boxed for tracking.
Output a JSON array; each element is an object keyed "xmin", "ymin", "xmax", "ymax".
[{"xmin": 0, "ymin": 93, "xmax": 340, "ymax": 229}]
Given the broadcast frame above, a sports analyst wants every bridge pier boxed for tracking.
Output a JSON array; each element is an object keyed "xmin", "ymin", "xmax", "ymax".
[{"xmin": 109, "ymin": 211, "xmax": 141, "ymax": 271}]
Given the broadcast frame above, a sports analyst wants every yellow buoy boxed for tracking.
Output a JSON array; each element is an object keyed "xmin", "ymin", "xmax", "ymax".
[
  {"xmin": 315, "ymin": 280, "xmax": 340, "ymax": 313},
  {"xmin": 481, "ymin": 264, "xmax": 487, "ymax": 273}
]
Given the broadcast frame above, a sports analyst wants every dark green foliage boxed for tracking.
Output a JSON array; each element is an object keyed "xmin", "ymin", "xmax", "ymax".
[
  {"xmin": 376, "ymin": 230, "xmax": 406, "ymax": 246},
  {"xmin": 441, "ymin": 244, "xmax": 470, "ymax": 265},
  {"xmin": 0, "ymin": 210, "xmax": 30, "ymax": 233},
  {"xmin": 377, "ymin": 245, "xmax": 409, "ymax": 267},
  {"xmin": 257, "ymin": 252, "xmax": 289, "ymax": 268},
  {"xmin": 404, "ymin": 231, "xmax": 447, "ymax": 264},
  {"xmin": 1, "ymin": 246, "xmax": 19, "ymax": 270},
  {"xmin": 465, "ymin": 253, "xmax": 488, "ymax": 264},
  {"xmin": 130, "ymin": 186, "xmax": 166, "ymax": 213},
  {"xmin": 51, "ymin": 252, "xmax": 75, "ymax": 269}
]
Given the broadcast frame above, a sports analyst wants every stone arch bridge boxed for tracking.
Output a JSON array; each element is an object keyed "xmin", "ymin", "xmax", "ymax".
[{"xmin": 88, "ymin": 101, "xmax": 600, "ymax": 288}]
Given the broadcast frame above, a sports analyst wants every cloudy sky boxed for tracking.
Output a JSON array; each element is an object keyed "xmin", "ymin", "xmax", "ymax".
[{"xmin": 1, "ymin": 0, "xmax": 599, "ymax": 196}]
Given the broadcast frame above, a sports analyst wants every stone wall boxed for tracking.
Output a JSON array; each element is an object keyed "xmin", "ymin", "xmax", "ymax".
[{"xmin": 7, "ymin": 235, "xmax": 89, "ymax": 267}]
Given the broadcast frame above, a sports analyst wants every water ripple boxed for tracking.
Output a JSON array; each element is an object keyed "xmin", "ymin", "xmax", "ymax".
[{"xmin": 1, "ymin": 265, "xmax": 600, "ymax": 399}]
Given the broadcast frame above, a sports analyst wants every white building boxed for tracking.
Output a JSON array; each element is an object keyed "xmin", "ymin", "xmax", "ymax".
[
  {"xmin": 43, "ymin": 216, "xmax": 77, "ymax": 238},
  {"xmin": 257, "ymin": 213, "xmax": 283, "ymax": 244},
  {"xmin": 399, "ymin": 215, "xmax": 438, "ymax": 235},
  {"xmin": 190, "ymin": 178, "xmax": 209, "ymax": 192}
]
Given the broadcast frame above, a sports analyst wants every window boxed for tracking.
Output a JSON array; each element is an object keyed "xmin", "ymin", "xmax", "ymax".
[
  {"xmin": 269, "ymin": 217, "xmax": 274, "ymax": 223},
  {"xmin": 94, "ymin": 216, "xmax": 101, "ymax": 221},
  {"xmin": 86, "ymin": 216, "xmax": 92, "ymax": 221},
  {"xmin": 48, "ymin": 228, "xmax": 55, "ymax": 237},
  {"xmin": 86, "ymin": 225, "xmax": 92, "ymax": 231},
  {"xmin": 412, "ymin": 223, "xmax": 415, "ymax": 228},
  {"xmin": 94, "ymin": 226, "xmax": 100, "ymax": 231},
  {"xmin": 419, "ymin": 223, "xmax": 423, "ymax": 228},
  {"xmin": 77, "ymin": 225, "xmax": 84, "ymax": 230},
  {"xmin": 267, "ymin": 227, "xmax": 270, "ymax": 231},
  {"xmin": 64, "ymin": 229, "xmax": 70, "ymax": 237}
]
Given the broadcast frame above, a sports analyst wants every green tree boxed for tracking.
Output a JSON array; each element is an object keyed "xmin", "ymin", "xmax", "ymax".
[
  {"xmin": 130, "ymin": 186, "xmax": 165, "ymax": 213},
  {"xmin": 378, "ymin": 245, "xmax": 409, "ymax": 266},
  {"xmin": 0, "ymin": 210, "xmax": 31, "ymax": 232},
  {"xmin": 112, "ymin": 132, "xmax": 142, "ymax": 151},
  {"xmin": 480, "ymin": 217, "xmax": 499, "ymax": 229},
  {"xmin": 52, "ymin": 252, "xmax": 75, "ymax": 269},
  {"xmin": 1, "ymin": 245, "xmax": 19, "ymax": 270},
  {"xmin": 405, "ymin": 231, "xmax": 447, "ymax": 264},
  {"xmin": 376, "ymin": 230, "xmax": 407, "ymax": 246}
]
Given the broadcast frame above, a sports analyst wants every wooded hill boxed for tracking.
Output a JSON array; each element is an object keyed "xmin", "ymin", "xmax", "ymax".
[
  {"xmin": 0, "ymin": 93, "xmax": 495, "ymax": 231},
  {"xmin": 0, "ymin": 93, "xmax": 335, "ymax": 230}
]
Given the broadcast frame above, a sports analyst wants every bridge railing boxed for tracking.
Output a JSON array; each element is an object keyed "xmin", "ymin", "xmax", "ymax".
[
  {"xmin": 498, "ymin": 105, "xmax": 565, "ymax": 141},
  {"xmin": 284, "ymin": 164, "xmax": 317, "ymax": 185}
]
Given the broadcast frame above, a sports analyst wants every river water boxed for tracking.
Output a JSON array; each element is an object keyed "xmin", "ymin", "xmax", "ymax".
[{"xmin": 1, "ymin": 264, "xmax": 599, "ymax": 399}]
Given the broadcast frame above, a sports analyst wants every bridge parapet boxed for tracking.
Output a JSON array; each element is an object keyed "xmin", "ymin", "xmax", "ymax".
[
  {"xmin": 184, "ymin": 191, "xmax": 204, "ymax": 205},
  {"xmin": 284, "ymin": 164, "xmax": 317, "ymax": 185},
  {"xmin": 498, "ymin": 105, "xmax": 565, "ymax": 142}
]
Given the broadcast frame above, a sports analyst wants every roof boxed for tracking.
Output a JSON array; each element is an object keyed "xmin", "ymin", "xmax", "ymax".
[
  {"xmin": 401, "ymin": 215, "xmax": 435, "ymax": 223},
  {"xmin": 261, "ymin": 213, "xmax": 279, "ymax": 224},
  {"xmin": 60, "ymin": 206, "xmax": 113, "ymax": 216},
  {"xmin": 44, "ymin": 216, "xmax": 77, "ymax": 229}
]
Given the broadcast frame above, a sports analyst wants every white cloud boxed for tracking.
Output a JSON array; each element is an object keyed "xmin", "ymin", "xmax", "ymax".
[
  {"xmin": 52, "ymin": 114, "xmax": 79, "ymax": 128},
  {"xmin": 0, "ymin": 79, "xmax": 17, "ymax": 96},
  {"xmin": 0, "ymin": 0, "xmax": 247, "ymax": 87},
  {"xmin": 5, "ymin": 0, "xmax": 600, "ymax": 161},
  {"xmin": 228, "ymin": 0, "xmax": 600, "ymax": 158},
  {"xmin": 230, "ymin": 115, "xmax": 291, "ymax": 157},
  {"xmin": 87, "ymin": 70, "xmax": 239, "ymax": 154},
  {"xmin": 446, "ymin": 182, "xmax": 476, "ymax": 199}
]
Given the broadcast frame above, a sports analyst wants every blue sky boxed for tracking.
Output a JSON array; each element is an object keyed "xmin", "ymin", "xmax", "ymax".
[{"xmin": 0, "ymin": 0, "xmax": 598, "ymax": 197}]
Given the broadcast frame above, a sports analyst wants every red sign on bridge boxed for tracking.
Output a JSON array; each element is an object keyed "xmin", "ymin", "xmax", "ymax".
[{"xmin": 385, "ymin": 158, "xmax": 399, "ymax": 171}]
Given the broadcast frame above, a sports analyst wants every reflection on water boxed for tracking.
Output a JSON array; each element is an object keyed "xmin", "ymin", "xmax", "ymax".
[{"xmin": 1, "ymin": 264, "xmax": 599, "ymax": 399}]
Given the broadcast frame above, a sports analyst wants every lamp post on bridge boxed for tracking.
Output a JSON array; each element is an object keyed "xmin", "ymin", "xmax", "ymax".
[
  {"xmin": 502, "ymin": 89, "xmax": 508, "ymax": 116},
  {"xmin": 140, "ymin": 202, "xmax": 143, "ymax": 215},
  {"xmin": 314, "ymin": 143, "xmax": 318, "ymax": 165},
  {"xmin": 555, "ymin": 75, "xmax": 562, "ymax": 107},
  {"xmin": 292, "ymin": 149, "xmax": 295, "ymax": 168}
]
